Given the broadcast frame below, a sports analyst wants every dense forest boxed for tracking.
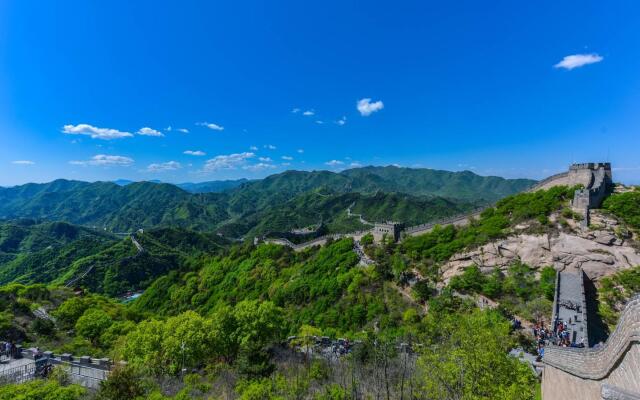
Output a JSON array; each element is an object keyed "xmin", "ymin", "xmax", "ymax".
[
  {"xmin": 0, "ymin": 181, "xmax": 637, "ymax": 399},
  {"xmin": 0, "ymin": 166, "xmax": 533, "ymax": 236}
]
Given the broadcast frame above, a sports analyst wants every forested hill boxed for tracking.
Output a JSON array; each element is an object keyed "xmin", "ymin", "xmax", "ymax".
[
  {"xmin": 0, "ymin": 166, "xmax": 535, "ymax": 234},
  {"xmin": 0, "ymin": 222, "xmax": 228, "ymax": 293},
  {"xmin": 0, "ymin": 180, "xmax": 229, "ymax": 232},
  {"xmin": 0, "ymin": 219, "xmax": 117, "ymax": 284}
]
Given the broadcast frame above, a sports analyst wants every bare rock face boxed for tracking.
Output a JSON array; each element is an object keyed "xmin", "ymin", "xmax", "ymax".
[{"xmin": 440, "ymin": 214, "xmax": 640, "ymax": 283}]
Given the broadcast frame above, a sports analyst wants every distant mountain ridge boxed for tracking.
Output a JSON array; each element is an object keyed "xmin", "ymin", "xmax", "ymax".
[
  {"xmin": 0, "ymin": 166, "xmax": 536, "ymax": 234},
  {"xmin": 112, "ymin": 178, "xmax": 250, "ymax": 193}
]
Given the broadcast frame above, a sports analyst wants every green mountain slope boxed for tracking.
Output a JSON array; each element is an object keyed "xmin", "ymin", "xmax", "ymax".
[
  {"xmin": 0, "ymin": 221, "xmax": 228, "ymax": 296},
  {"xmin": 340, "ymin": 165, "xmax": 535, "ymax": 201},
  {"xmin": 177, "ymin": 178, "xmax": 251, "ymax": 193},
  {"xmin": 0, "ymin": 167, "xmax": 535, "ymax": 234},
  {"xmin": 0, "ymin": 180, "xmax": 229, "ymax": 232},
  {"xmin": 0, "ymin": 220, "xmax": 117, "ymax": 285},
  {"xmin": 219, "ymin": 190, "xmax": 477, "ymax": 239},
  {"xmin": 53, "ymin": 227, "xmax": 229, "ymax": 296}
]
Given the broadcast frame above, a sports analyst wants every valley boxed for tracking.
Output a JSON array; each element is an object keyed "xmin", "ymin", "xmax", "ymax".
[{"xmin": 0, "ymin": 164, "xmax": 638, "ymax": 400}]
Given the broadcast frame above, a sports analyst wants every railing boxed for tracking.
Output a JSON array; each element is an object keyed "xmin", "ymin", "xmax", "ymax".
[
  {"xmin": 0, "ymin": 362, "xmax": 36, "ymax": 384},
  {"xmin": 55, "ymin": 361, "xmax": 110, "ymax": 390}
]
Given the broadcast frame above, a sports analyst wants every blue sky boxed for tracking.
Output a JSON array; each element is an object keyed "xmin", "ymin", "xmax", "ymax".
[{"xmin": 1, "ymin": 1, "xmax": 639, "ymax": 186}]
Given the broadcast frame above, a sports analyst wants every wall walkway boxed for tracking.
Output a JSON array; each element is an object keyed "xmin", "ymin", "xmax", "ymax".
[{"xmin": 542, "ymin": 295, "xmax": 640, "ymax": 400}]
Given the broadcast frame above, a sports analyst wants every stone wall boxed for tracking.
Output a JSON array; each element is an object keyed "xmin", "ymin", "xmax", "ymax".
[
  {"xmin": 542, "ymin": 295, "xmax": 640, "ymax": 400},
  {"xmin": 569, "ymin": 163, "xmax": 613, "ymax": 226}
]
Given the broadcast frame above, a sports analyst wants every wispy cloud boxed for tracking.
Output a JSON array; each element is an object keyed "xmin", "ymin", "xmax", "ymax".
[
  {"xmin": 259, "ymin": 157, "xmax": 273, "ymax": 162},
  {"xmin": 203, "ymin": 152, "xmax": 255, "ymax": 172},
  {"xmin": 137, "ymin": 127, "xmax": 164, "ymax": 137},
  {"xmin": 63, "ymin": 124, "xmax": 133, "ymax": 140},
  {"xmin": 336, "ymin": 116, "xmax": 347, "ymax": 126},
  {"xmin": 264, "ymin": 144, "xmax": 277, "ymax": 150},
  {"xmin": 11, "ymin": 160, "xmax": 35, "ymax": 165},
  {"xmin": 282, "ymin": 155, "xmax": 293, "ymax": 161},
  {"xmin": 350, "ymin": 162, "xmax": 363, "ymax": 168},
  {"xmin": 243, "ymin": 162, "xmax": 276, "ymax": 172},
  {"xmin": 291, "ymin": 108, "xmax": 301, "ymax": 114},
  {"xmin": 184, "ymin": 150, "xmax": 206, "ymax": 156},
  {"xmin": 147, "ymin": 161, "xmax": 181, "ymax": 172},
  {"xmin": 325, "ymin": 160, "xmax": 344, "ymax": 167},
  {"xmin": 303, "ymin": 110, "xmax": 315, "ymax": 116},
  {"xmin": 554, "ymin": 53, "xmax": 603, "ymax": 70},
  {"xmin": 281, "ymin": 162, "xmax": 291, "ymax": 167},
  {"xmin": 357, "ymin": 98, "xmax": 384, "ymax": 116},
  {"xmin": 249, "ymin": 145, "xmax": 259, "ymax": 151},
  {"xmin": 297, "ymin": 149, "xmax": 304, "ymax": 154},
  {"xmin": 315, "ymin": 120, "xmax": 324, "ymax": 124},
  {"xmin": 69, "ymin": 154, "xmax": 134, "ymax": 166},
  {"xmin": 177, "ymin": 128, "xmax": 189, "ymax": 133},
  {"xmin": 197, "ymin": 122, "xmax": 224, "ymax": 131}
]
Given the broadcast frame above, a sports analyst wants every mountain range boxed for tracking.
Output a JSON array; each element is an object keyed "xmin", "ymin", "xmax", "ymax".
[{"xmin": 0, "ymin": 166, "xmax": 535, "ymax": 236}]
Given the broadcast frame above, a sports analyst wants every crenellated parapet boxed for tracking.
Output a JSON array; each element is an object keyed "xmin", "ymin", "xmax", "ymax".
[{"xmin": 542, "ymin": 294, "xmax": 640, "ymax": 399}]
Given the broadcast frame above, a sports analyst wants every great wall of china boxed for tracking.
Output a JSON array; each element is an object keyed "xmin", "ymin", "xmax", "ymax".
[
  {"xmin": 263, "ymin": 162, "xmax": 613, "ymax": 250},
  {"xmin": 264, "ymin": 162, "xmax": 640, "ymax": 399},
  {"xmin": 1, "ymin": 162, "xmax": 634, "ymax": 397},
  {"xmin": 542, "ymin": 294, "xmax": 640, "ymax": 399}
]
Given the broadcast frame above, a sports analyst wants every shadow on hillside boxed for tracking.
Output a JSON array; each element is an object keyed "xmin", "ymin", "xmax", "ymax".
[{"xmin": 584, "ymin": 275, "xmax": 609, "ymax": 347}]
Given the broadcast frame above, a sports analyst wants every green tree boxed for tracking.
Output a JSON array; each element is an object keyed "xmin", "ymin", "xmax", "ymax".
[
  {"xmin": 75, "ymin": 308, "xmax": 113, "ymax": 346},
  {"xmin": 538, "ymin": 266, "xmax": 557, "ymax": 301},
  {"xmin": 54, "ymin": 297, "xmax": 91, "ymax": 329},
  {"xmin": 161, "ymin": 310, "xmax": 216, "ymax": 374},
  {"xmin": 96, "ymin": 365, "xmax": 145, "ymax": 400},
  {"xmin": 0, "ymin": 379, "xmax": 85, "ymax": 400},
  {"xmin": 417, "ymin": 310, "xmax": 537, "ymax": 400}
]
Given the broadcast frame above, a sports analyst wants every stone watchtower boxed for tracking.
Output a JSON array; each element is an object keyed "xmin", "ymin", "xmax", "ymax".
[
  {"xmin": 373, "ymin": 222, "xmax": 404, "ymax": 243},
  {"xmin": 569, "ymin": 163, "xmax": 613, "ymax": 226}
]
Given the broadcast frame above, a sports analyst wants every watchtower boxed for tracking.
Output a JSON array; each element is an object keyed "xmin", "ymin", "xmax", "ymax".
[{"xmin": 373, "ymin": 222, "xmax": 404, "ymax": 243}]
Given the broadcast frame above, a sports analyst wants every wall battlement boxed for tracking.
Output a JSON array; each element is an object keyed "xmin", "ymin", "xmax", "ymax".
[
  {"xmin": 569, "ymin": 163, "xmax": 613, "ymax": 226},
  {"xmin": 542, "ymin": 295, "xmax": 640, "ymax": 400}
]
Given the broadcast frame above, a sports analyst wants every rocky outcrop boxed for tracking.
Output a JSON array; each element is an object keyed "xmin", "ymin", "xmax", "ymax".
[{"xmin": 440, "ymin": 211, "xmax": 639, "ymax": 282}]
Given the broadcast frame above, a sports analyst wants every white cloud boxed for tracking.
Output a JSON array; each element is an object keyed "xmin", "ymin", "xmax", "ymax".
[
  {"xmin": 147, "ymin": 161, "xmax": 181, "ymax": 172},
  {"xmin": 554, "ymin": 53, "xmax": 603, "ymax": 70},
  {"xmin": 203, "ymin": 152, "xmax": 255, "ymax": 172},
  {"xmin": 137, "ymin": 127, "xmax": 164, "ymax": 137},
  {"xmin": 197, "ymin": 122, "xmax": 224, "ymax": 131},
  {"xmin": 325, "ymin": 160, "xmax": 345, "ymax": 167},
  {"xmin": 62, "ymin": 124, "xmax": 133, "ymax": 140},
  {"xmin": 264, "ymin": 144, "xmax": 277, "ymax": 150},
  {"xmin": 291, "ymin": 108, "xmax": 301, "ymax": 114},
  {"xmin": 249, "ymin": 146, "xmax": 258, "ymax": 151},
  {"xmin": 184, "ymin": 150, "xmax": 206, "ymax": 156},
  {"xmin": 166, "ymin": 126, "xmax": 172, "ymax": 132},
  {"xmin": 357, "ymin": 98, "xmax": 384, "ymax": 116},
  {"xmin": 69, "ymin": 154, "xmax": 134, "ymax": 166},
  {"xmin": 350, "ymin": 162, "xmax": 363, "ymax": 168},
  {"xmin": 259, "ymin": 157, "xmax": 273, "ymax": 162},
  {"xmin": 297, "ymin": 149, "xmax": 304, "ymax": 154},
  {"xmin": 243, "ymin": 162, "xmax": 276, "ymax": 172},
  {"xmin": 177, "ymin": 128, "xmax": 189, "ymax": 133},
  {"xmin": 282, "ymin": 155, "xmax": 293, "ymax": 161},
  {"xmin": 336, "ymin": 116, "xmax": 347, "ymax": 126},
  {"xmin": 315, "ymin": 120, "xmax": 324, "ymax": 124},
  {"xmin": 11, "ymin": 160, "xmax": 35, "ymax": 165},
  {"xmin": 303, "ymin": 110, "xmax": 315, "ymax": 116}
]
